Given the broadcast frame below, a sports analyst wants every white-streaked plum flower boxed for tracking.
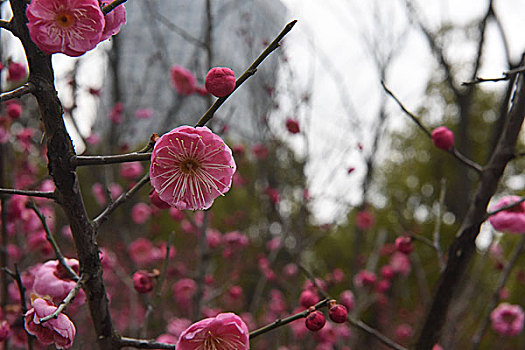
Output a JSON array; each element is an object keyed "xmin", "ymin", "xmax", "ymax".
[
  {"xmin": 26, "ymin": 0, "xmax": 104, "ymax": 57},
  {"xmin": 150, "ymin": 126, "xmax": 236, "ymax": 210},
  {"xmin": 176, "ymin": 312, "xmax": 249, "ymax": 350}
]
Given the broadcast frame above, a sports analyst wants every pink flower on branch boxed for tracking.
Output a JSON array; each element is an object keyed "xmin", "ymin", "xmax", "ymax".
[
  {"xmin": 150, "ymin": 126, "xmax": 236, "ymax": 210},
  {"xmin": 431, "ymin": 126, "xmax": 454, "ymax": 150},
  {"xmin": 26, "ymin": 0, "xmax": 105, "ymax": 57},
  {"xmin": 205, "ymin": 67, "xmax": 236, "ymax": 97},
  {"xmin": 24, "ymin": 298, "xmax": 76, "ymax": 349},
  {"xmin": 99, "ymin": 0, "xmax": 127, "ymax": 41},
  {"xmin": 488, "ymin": 196, "xmax": 525, "ymax": 234},
  {"xmin": 176, "ymin": 313, "xmax": 249, "ymax": 350}
]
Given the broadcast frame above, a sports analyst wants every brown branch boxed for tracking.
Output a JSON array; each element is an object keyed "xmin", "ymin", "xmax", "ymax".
[
  {"xmin": 72, "ymin": 152, "xmax": 151, "ymax": 167},
  {"xmin": 249, "ymin": 299, "xmax": 330, "ymax": 339},
  {"xmin": 27, "ymin": 201, "xmax": 79, "ymax": 281},
  {"xmin": 0, "ymin": 188, "xmax": 55, "ymax": 199},
  {"xmin": 40, "ymin": 274, "xmax": 86, "ymax": 323},
  {"xmin": 470, "ymin": 235, "xmax": 525, "ymax": 349},
  {"xmin": 462, "ymin": 66, "xmax": 525, "ymax": 86},
  {"xmin": 0, "ymin": 83, "xmax": 35, "ymax": 102},
  {"xmin": 102, "ymin": 0, "xmax": 128, "ymax": 15},
  {"xmin": 415, "ymin": 57, "xmax": 525, "ymax": 350},
  {"xmin": 382, "ymin": 82, "xmax": 482, "ymax": 174},
  {"xmin": 93, "ymin": 173, "xmax": 150, "ymax": 229},
  {"xmin": 0, "ymin": 19, "xmax": 13, "ymax": 32},
  {"xmin": 8, "ymin": 0, "xmax": 119, "ymax": 347},
  {"xmin": 119, "ymin": 337, "xmax": 175, "ymax": 349},
  {"xmin": 195, "ymin": 20, "xmax": 297, "ymax": 127}
]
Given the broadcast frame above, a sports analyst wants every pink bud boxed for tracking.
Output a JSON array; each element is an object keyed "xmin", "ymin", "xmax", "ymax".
[
  {"xmin": 285, "ymin": 118, "xmax": 300, "ymax": 134},
  {"xmin": 395, "ymin": 236, "xmax": 413, "ymax": 255},
  {"xmin": 431, "ymin": 126, "xmax": 454, "ymax": 150},
  {"xmin": 305, "ymin": 311, "xmax": 326, "ymax": 332},
  {"xmin": 133, "ymin": 270, "xmax": 154, "ymax": 293},
  {"xmin": 205, "ymin": 67, "xmax": 236, "ymax": 97},
  {"xmin": 149, "ymin": 189, "xmax": 170, "ymax": 209},
  {"xmin": 329, "ymin": 304, "xmax": 348, "ymax": 323},
  {"xmin": 339, "ymin": 290, "xmax": 355, "ymax": 312},
  {"xmin": 6, "ymin": 101, "xmax": 22, "ymax": 119}
]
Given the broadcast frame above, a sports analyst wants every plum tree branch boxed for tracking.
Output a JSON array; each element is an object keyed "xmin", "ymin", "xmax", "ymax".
[
  {"xmin": 381, "ymin": 82, "xmax": 483, "ymax": 174},
  {"xmin": 470, "ymin": 235, "xmax": 525, "ymax": 349},
  {"xmin": 195, "ymin": 20, "xmax": 297, "ymax": 127},
  {"xmin": 0, "ymin": 83, "xmax": 35, "ymax": 102},
  {"xmin": 415, "ymin": 56, "xmax": 525, "ymax": 350},
  {"xmin": 102, "ymin": 0, "xmax": 128, "ymax": 15},
  {"xmin": 0, "ymin": 188, "xmax": 55, "ymax": 199},
  {"xmin": 39, "ymin": 274, "xmax": 86, "ymax": 323}
]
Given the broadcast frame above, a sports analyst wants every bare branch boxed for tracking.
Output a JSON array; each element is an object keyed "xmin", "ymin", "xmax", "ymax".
[
  {"xmin": 470, "ymin": 235, "xmax": 525, "ymax": 349},
  {"xmin": 119, "ymin": 337, "xmax": 175, "ymax": 349},
  {"xmin": 462, "ymin": 66, "xmax": 525, "ymax": 86},
  {"xmin": 0, "ymin": 19, "xmax": 12, "ymax": 32},
  {"xmin": 27, "ymin": 201, "xmax": 80, "ymax": 281},
  {"xmin": 416, "ymin": 55, "xmax": 525, "ymax": 350},
  {"xmin": 195, "ymin": 20, "xmax": 297, "ymax": 127},
  {"xmin": 382, "ymin": 82, "xmax": 482, "ymax": 174},
  {"xmin": 93, "ymin": 173, "xmax": 150, "ymax": 229},
  {"xmin": 0, "ymin": 188, "xmax": 55, "ymax": 199},
  {"xmin": 40, "ymin": 274, "xmax": 86, "ymax": 323},
  {"xmin": 0, "ymin": 83, "xmax": 35, "ymax": 102},
  {"xmin": 72, "ymin": 152, "xmax": 151, "ymax": 167}
]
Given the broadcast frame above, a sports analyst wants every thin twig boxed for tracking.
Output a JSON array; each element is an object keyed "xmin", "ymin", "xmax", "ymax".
[
  {"xmin": 249, "ymin": 299, "xmax": 330, "ymax": 339},
  {"xmin": 382, "ymin": 81, "xmax": 483, "ymax": 174},
  {"xmin": 72, "ymin": 152, "xmax": 151, "ymax": 167},
  {"xmin": 142, "ymin": 231, "xmax": 174, "ymax": 336},
  {"xmin": 470, "ymin": 235, "xmax": 525, "ymax": 349},
  {"xmin": 0, "ymin": 19, "xmax": 12, "ymax": 31},
  {"xmin": 27, "ymin": 201, "xmax": 80, "ymax": 281},
  {"xmin": 4, "ymin": 265, "xmax": 34, "ymax": 349},
  {"xmin": 0, "ymin": 83, "xmax": 35, "ymax": 102},
  {"xmin": 40, "ymin": 274, "xmax": 86, "ymax": 323},
  {"xmin": 462, "ymin": 66, "xmax": 525, "ymax": 86},
  {"xmin": 119, "ymin": 337, "xmax": 175, "ymax": 349},
  {"xmin": 347, "ymin": 317, "xmax": 408, "ymax": 350},
  {"xmin": 0, "ymin": 188, "xmax": 55, "ymax": 199},
  {"xmin": 102, "ymin": 0, "xmax": 128, "ymax": 15},
  {"xmin": 195, "ymin": 20, "xmax": 297, "ymax": 127},
  {"xmin": 93, "ymin": 173, "xmax": 150, "ymax": 229},
  {"xmin": 433, "ymin": 178, "xmax": 446, "ymax": 270}
]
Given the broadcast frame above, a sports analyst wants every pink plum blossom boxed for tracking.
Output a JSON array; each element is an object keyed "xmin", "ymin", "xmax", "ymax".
[
  {"xmin": 252, "ymin": 143, "xmax": 268, "ymax": 159},
  {"xmin": 150, "ymin": 126, "xmax": 236, "ymax": 210},
  {"xmin": 129, "ymin": 238, "xmax": 156, "ymax": 266},
  {"xmin": 99, "ymin": 0, "xmax": 127, "ymax": 41},
  {"xmin": 339, "ymin": 290, "xmax": 355, "ymax": 312},
  {"xmin": 32, "ymin": 259, "xmax": 85, "ymax": 308},
  {"xmin": 300, "ymin": 290, "xmax": 319, "ymax": 308},
  {"xmin": 390, "ymin": 252, "xmax": 411, "ymax": 276},
  {"xmin": 176, "ymin": 312, "xmax": 249, "ymax": 350},
  {"xmin": 26, "ymin": 0, "xmax": 104, "ymax": 57},
  {"xmin": 6, "ymin": 101, "xmax": 22, "ymax": 119},
  {"xmin": 491, "ymin": 303, "xmax": 524, "ymax": 336},
  {"xmin": 170, "ymin": 66, "xmax": 197, "ymax": 95},
  {"xmin": 86, "ymin": 133, "xmax": 101, "ymax": 145},
  {"xmin": 205, "ymin": 67, "xmax": 236, "ymax": 97},
  {"xmin": 488, "ymin": 196, "xmax": 525, "ymax": 234},
  {"xmin": 149, "ymin": 189, "xmax": 170, "ymax": 209},
  {"xmin": 24, "ymin": 298, "xmax": 76, "ymax": 349},
  {"xmin": 431, "ymin": 126, "xmax": 455, "ymax": 150},
  {"xmin": 395, "ymin": 236, "xmax": 414, "ymax": 255},
  {"xmin": 109, "ymin": 102, "xmax": 124, "ymax": 124},
  {"xmin": 353, "ymin": 270, "xmax": 377, "ymax": 287}
]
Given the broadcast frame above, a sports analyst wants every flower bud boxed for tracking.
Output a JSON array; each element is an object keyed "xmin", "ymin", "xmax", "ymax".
[
  {"xmin": 205, "ymin": 67, "xmax": 236, "ymax": 97},
  {"xmin": 329, "ymin": 304, "xmax": 348, "ymax": 323},
  {"xmin": 305, "ymin": 311, "xmax": 326, "ymax": 331},
  {"xmin": 431, "ymin": 126, "xmax": 454, "ymax": 150}
]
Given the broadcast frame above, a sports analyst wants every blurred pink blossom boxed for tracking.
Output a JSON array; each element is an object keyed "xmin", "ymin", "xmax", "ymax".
[
  {"xmin": 135, "ymin": 108, "xmax": 154, "ymax": 119},
  {"xmin": 431, "ymin": 126, "xmax": 455, "ymax": 150},
  {"xmin": 491, "ymin": 303, "xmax": 524, "ymax": 336},
  {"xmin": 170, "ymin": 66, "xmax": 197, "ymax": 95},
  {"xmin": 285, "ymin": 118, "xmax": 300, "ymax": 134},
  {"xmin": 131, "ymin": 203, "xmax": 152, "ymax": 224},
  {"xmin": 355, "ymin": 210, "xmax": 375, "ymax": 230},
  {"xmin": 7, "ymin": 62, "xmax": 27, "ymax": 82},
  {"xmin": 390, "ymin": 252, "xmax": 411, "ymax": 276},
  {"xmin": 120, "ymin": 162, "xmax": 144, "ymax": 179}
]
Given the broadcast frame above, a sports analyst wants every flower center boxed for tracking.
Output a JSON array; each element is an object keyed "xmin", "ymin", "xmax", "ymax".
[
  {"xmin": 180, "ymin": 159, "xmax": 200, "ymax": 174},
  {"xmin": 502, "ymin": 311, "xmax": 516, "ymax": 324},
  {"xmin": 55, "ymin": 12, "xmax": 74, "ymax": 28}
]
